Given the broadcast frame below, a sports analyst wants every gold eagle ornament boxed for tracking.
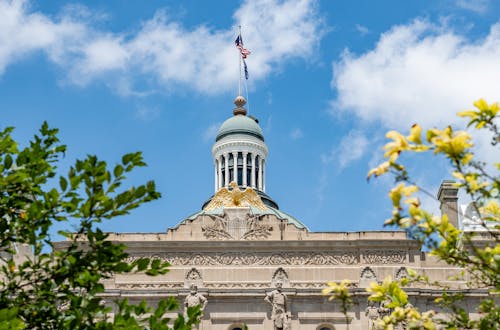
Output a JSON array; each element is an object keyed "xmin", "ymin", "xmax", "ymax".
[{"xmin": 204, "ymin": 181, "xmax": 267, "ymax": 211}]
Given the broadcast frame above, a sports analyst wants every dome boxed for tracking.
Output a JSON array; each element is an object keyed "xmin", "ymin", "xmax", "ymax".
[{"xmin": 216, "ymin": 114, "xmax": 264, "ymax": 142}]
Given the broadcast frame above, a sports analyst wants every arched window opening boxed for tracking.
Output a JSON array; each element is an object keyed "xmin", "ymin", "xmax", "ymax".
[{"xmin": 316, "ymin": 325, "xmax": 334, "ymax": 330}]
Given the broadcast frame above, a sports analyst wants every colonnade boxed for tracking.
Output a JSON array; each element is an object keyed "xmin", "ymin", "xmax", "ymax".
[{"xmin": 214, "ymin": 152, "xmax": 265, "ymax": 192}]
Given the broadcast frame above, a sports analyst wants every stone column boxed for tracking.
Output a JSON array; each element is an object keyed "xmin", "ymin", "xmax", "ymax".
[
  {"xmin": 217, "ymin": 155, "xmax": 222, "ymax": 190},
  {"xmin": 242, "ymin": 152, "xmax": 248, "ymax": 186},
  {"xmin": 258, "ymin": 157, "xmax": 263, "ymax": 191},
  {"xmin": 437, "ymin": 180, "xmax": 459, "ymax": 228},
  {"xmin": 224, "ymin": 153, "xmax": 229, "ymax": 187},
  {"xmin": 233, "ymin": 152, "xmax": 238, "ymax": 185},
  {"xmin": 251, "ymin": 154, "xmax": 256, "ymax": 189},
  {"xmin": 262, "ymin": 159, "xmax": 266, "ymax": 192},
  {"xmin": 214, "ymin": 160, "xmax": 218, "ymax": 192}
]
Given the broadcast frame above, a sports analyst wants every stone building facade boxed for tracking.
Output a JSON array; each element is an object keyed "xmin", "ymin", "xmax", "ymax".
[{"xmin": 55, "ymin": 96, "xmax": 489, "ymax": 329}]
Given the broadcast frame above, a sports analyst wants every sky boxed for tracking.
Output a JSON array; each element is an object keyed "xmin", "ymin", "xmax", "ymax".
[{"xmin": 1, "ymin": 0, "xmax": 500, "ymax": 235}]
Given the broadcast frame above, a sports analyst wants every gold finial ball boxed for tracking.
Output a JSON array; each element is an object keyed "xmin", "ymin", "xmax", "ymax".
[{"xmin": 234, "ymin": 95, "xmax": 247, "ymax": 107}]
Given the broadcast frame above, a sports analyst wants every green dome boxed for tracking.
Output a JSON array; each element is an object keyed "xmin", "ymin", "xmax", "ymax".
[{"xmin": 216, "ymin": 114, "xmax": 264, "ymax": 141}]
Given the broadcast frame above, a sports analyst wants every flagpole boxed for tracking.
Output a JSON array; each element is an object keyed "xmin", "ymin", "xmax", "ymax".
[{"xmin": 238, "ymin": 26, "xmax": 242, "ymax": 97}]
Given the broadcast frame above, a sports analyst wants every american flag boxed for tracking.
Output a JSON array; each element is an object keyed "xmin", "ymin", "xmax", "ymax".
[{"xmin": 235, "ymin": 35, "xmax": 251, "ymax": 59}]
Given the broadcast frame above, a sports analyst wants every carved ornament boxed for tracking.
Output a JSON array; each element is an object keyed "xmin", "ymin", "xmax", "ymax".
[
  {"xmin": 363, "ymin": 250, "xmax": 406, "ymax": 264},
  {"xmin": 203, "ymin": 182, "xmax": 267, "ymax": 211},
  {"xmin": 125, "ymin": 251, "xmax": 358, "ymax": 266}
]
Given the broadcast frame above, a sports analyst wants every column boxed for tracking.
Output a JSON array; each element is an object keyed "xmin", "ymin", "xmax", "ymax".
[
  {"xmin": 262, "ymin": 159, "xmax": 266, "ymax": 192},
  {"xmin": 233, "ymin": 152, "xmax": 238, "ymax": 185},
  {"xmin": 242, "ymin": 152, "xmax": 248, "ymax": 186},
  {"xmin": 214, "ymin": 159, "xmax": 218, "ymax": 192},
  {"xmin": 217, "ymin": 155, "xmax": 222, "ymax": 190},
  {"xmin": 251, "ymin": 154, "xmax": 256, "ymax": 188},
  {"xmin": 258, "ymin": 157, "xmax": 263, "ymax": 190},
  {"xmin": 224, "ymin": 153, "xmax": 229, "ymax": 187}
]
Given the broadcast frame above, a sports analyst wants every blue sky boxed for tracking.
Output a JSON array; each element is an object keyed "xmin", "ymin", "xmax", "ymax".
[{"xmin": 2, "ymin": 0, "xmax": 499, "ymax": 234}]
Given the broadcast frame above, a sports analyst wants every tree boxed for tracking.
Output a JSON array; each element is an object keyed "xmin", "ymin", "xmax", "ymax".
[
  {"xmin": 324, "ymin": 99, "xmax": 500, "ymax": 329},
  {"xmin": 0, "ymin": 122, "xmax": 201, "ymax": 329}
]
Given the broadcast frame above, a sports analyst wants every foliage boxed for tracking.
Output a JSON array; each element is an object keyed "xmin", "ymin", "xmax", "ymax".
[
  {"xmin": 324, "ymin": 99, "xmax": 500, "ymax": 329},
  {"xmin": 0, "ymin": 123, "xmax": 201, "ymax": 329}
]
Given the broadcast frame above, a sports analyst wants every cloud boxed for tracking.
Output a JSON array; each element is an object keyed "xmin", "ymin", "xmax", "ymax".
[
  {"xmin": 202, "ymin": 122, "xmax": 221, "ymax": 142},
  {"xmin": 0, "ymin": 0, "xmax": 324, "ymax": 95},
  {"xmin": 135, "ymin": 105, "xmax": 160, "ymax": 121},
  {"xmin": 289, "ymin": 127, "xmax": 303, "ymax": 140},
  {"xmin": 332, "ymin": 19, "xmax": 500, "ymax": 130},
  {"xmin": 355, "ymin": 24, "xmax": 370, "ymax": 36},
  {"xmin": 455, "ymin": 0, "xmax": 489, "ymax": 13},
  {"xmin": 322, "ymin": 130, "xmax": 369, "ymax": 169}
]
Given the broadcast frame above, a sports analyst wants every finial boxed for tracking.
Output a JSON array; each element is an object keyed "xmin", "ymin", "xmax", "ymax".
[{"xmin": 233, "ymin": 95, "xmax": 247, "ymax": 116}]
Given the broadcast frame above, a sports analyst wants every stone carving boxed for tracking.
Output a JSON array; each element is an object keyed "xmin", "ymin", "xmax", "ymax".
[
  {"xmin": 202, "ymin": 213, "xmax": 272, "ymax": 240},
  {"xmin": 185, "ymin": 268, "xmax": 203, "ymax": 288},
  {"xmin": 365, "ymin": 300, "xmax": 379, "ymax": 330},
  {"xmin": 360, "ymin": 267, "xmax": 377, "ymax": 280},
  {"xmin": 363, "ymin": 250, "xmax": 406, "ymax": 264},
  {"xmin": 378, "ymin": 300, "xmax": 391, "ymax": 319},
  {"xmin": 202, "ymin": 214, "xmax": 232, "ymax": 240},
  {"xmin": 395, "ymin": 267, "xmax": 409, "ymax": 281},
  {"xmin": 184, "ymin": 284, "xmax": 208, "ymax": 318},
  {"xmin": 241, "ymin": 215, "xmax": 273, "ymax": 240},
  {"xmin": 265, "ymin": 281, "xmax": 291, "ymax": 330},
  {"xmin": 204, "ymin": 181, "xmax": 267, "ymax": 211},
  {"xmin": 118, "ymin": 281, "xmax": 339, "ymax": 290},
  {"xmin": 117, "ymin": 282, "xmax": 183, "ymax": 289},
  {"xmin": 125, "ymin": 251, "xmax": 358, "ymax": 266},
  {"xmin": 272, "ymin": 268, "xmax": 289, "ymax": 287}
]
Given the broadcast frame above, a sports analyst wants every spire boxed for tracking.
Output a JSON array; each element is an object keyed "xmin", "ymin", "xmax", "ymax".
[{"xmin": 233, "ymin": 95, "xmax": 247, "ymax": 116}]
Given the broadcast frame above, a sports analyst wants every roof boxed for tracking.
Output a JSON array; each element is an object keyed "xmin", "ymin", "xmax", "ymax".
[{"xmin": 216, "ymin": 114, "xmax": 264, "ymax": 142}]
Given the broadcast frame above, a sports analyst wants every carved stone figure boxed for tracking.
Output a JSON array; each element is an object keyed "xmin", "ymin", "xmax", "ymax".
[
  {"xmin": 184, "ymin": 284, "xmax": 208, "ymax": 318},
  {"xmin": 378, "ymin": 299, "xmax": 391, "ymax": 318},
  {"xmin": 265, "ymin": 281, "xmax": 290, "ymax": 330},
  {"xmin": 365, "ymin": 300, "xmax": 379, "ymax": 329}
]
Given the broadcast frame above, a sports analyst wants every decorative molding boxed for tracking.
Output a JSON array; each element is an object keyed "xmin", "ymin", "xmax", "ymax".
[
  {"xmin": 272, "ymin": 267, "xmax": 289, "ymax": 287},
  {"xmin": 395, "ymin": 267, "xmax": 409, "ymax": 280},
  {"xmin": 117, "ymin": 282, "xmax": 184, "ymax": 289},
  {"xmin": 360, "ymin": 266, "xmax": 377, "ymax": 280},
  {"xmin": 363, "ymin": 250, "xmax": 406, "ymax": 264},
  {"xmin": 124, "ymin": 251, "xmax": 358, "ymax": 266}
]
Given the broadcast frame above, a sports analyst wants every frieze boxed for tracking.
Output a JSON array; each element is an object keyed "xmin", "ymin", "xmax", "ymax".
[
  {"xmin": 124, "ymin": 251, "xmax": 358, "ymax": 266},
  {"xmin": 116, "ymin": 282, "xmax": 332, "ymax": 290},
  {"xmin": 117, "ymin": 282, "xmax": 184, "ymax": 289},
  {"xmin": 363, "ymin": 250, "xmax": 406, "ymax": 264}
]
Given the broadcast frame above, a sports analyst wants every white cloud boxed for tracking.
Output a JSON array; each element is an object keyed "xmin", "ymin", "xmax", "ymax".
[
  {"xmin": 455, "ymin": 0, "xmax": 489, "ymax": 13},
  {"xmin": 289, "ymin": 127, "xmax": 303, "ymax": 140},
  {"xmin": 355, "ymin": 24, "xmax": 370, "ymax": 36},
  {"xmin": 202, "ymin": 122, "xmax": 221, "ymax": 142},
  {"xmin": 0, "ymin": 0, "xmax": 324, "ymax": 95},
  {"xmin": 322, "ymin": 130, "xmax": 369, "ymax": 169},
  {"xmin": 135, "ymin": 105, "xmax": 160, "ymax": 121},
  {"xmin": 332, "ymin": 19, "xmax": 500, "ymax": 130}
]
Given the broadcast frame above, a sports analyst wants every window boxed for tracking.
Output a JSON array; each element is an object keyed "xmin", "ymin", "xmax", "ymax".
[{"xmin": 317, "ymin": 326, "xmax": 334, "ymax": 330}]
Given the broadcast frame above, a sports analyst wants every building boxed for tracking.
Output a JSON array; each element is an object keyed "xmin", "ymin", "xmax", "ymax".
[{"xmin": 56, "ymin": 95, "xmax": 488, "ymax": 329}]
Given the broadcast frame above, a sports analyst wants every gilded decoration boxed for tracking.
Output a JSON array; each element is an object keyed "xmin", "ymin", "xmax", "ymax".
[{"xmin": 203, "ymin": 181, "xmax": 267, "ymax": 211}]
